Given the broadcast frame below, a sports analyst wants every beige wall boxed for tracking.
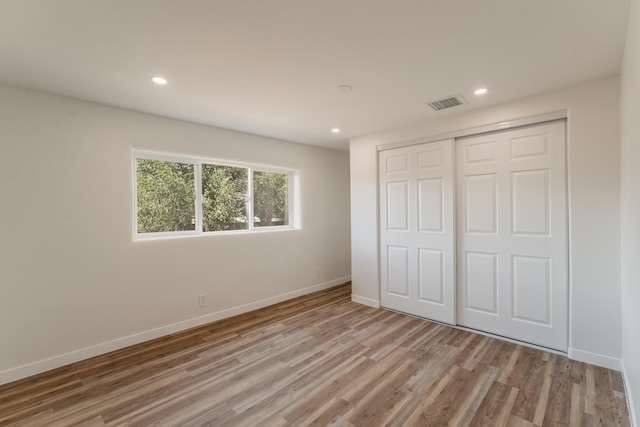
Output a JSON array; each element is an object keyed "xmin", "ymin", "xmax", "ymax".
[
  {"xmin": 620, "ymin": 0, "xmax": 640, "ymax": 423},
  {"xmin": 0, "ymin": 84, "xmax": 351, "ymax": 384},
  {"xmin": 350, "ymin": 76, "xmax": 621, "ymax": 368}
]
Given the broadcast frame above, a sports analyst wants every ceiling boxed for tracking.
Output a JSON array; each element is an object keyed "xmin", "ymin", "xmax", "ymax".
[{"xmin": 0, "ymin": 1, "xmax": 631, "ymax": 151}]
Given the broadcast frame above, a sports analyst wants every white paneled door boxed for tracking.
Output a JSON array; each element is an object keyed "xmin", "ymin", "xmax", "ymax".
[
  {"xmin": 456, "ymin": 121, "xmax": 567, "ymax": 351},
  {"xmin": 379, "ymin": 139, "xmax": 456, "ymax": 324},
  {"xmin": 378, "ymin": 121, "xmax": 568, "ymax": 351}
]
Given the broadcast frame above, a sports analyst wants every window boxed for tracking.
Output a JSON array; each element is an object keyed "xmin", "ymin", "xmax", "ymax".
[
  {"xmin": 135, "ymin": 152, "xmax": 294, "ymax": 238},
  {"xmin": 136, "ymin": 158, "xmax": 196, "ymax": 233},
  {"xmin": 201, "ymin": 164, "xmax": 248, "ymax": 231},
  {"xmin": 253, "ymin": 171, "xmax": 289, "ymax": 227}
]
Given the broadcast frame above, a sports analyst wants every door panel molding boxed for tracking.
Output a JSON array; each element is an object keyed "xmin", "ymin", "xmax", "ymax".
[{"xmin": 379, "ymin": 139, "xmax": 456, "ymax": 325}]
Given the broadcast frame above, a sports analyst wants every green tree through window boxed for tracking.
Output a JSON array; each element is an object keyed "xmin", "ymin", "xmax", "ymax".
[
  {"xmin": 136, "ymin": 155, "xmax": 291, "ymax": 236},
  {"xmin": 202, "ymin": 164, "xmax": 248, "ymax": 231},
  {"xmin": 253, "ymin": 171, "xmax": 288, "ymax": 227},
  {"xmin": 136, "ymin": 159, "xmax": 195, "ymax": 233}
]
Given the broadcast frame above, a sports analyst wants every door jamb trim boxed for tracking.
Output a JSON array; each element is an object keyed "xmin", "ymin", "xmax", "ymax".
[{"xmin": 376, "ymin": 110, "xmax": 567, "ymax": 152}]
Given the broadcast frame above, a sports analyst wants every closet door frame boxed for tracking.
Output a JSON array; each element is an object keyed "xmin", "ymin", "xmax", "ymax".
[{"xmin": 377, "ymin": 115, "xmax": 569, "ymax": 352}]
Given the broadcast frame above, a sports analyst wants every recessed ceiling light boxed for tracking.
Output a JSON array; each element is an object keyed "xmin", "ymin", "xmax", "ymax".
[
  {"xmin": 331, "ymin": 128, "xmax": 341, "ymax": 134},
  {"xmin": 336, "ymin": 85, "xmax": 353, "ymax": 93},
  {"xmin": 474, "ymin": 88, "xmax": 488, "ymax": 96},
  {"xmin": 151, "ymin": 76, "xmax": 168, "ymax": 85}
]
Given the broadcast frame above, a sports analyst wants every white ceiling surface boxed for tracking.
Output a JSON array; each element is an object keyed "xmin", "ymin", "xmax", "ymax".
[{"xmin": 0, "ymin": 1, "xmax": 631, "ymax": 151}]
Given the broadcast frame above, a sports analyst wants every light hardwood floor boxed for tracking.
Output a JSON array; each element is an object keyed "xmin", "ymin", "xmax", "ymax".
[{"xmin": 0, "ymin": 283, "xmax": 630, "ymax": 426}]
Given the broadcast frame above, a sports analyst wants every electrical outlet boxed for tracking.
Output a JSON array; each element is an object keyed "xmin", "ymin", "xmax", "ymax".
[
  {"xmin": 198, "ymin": 294, "xmax": 207, "ymax": 308},
  {"xmin": 315, "ymin": 268, "xmax": 321, "ymax": 278}
]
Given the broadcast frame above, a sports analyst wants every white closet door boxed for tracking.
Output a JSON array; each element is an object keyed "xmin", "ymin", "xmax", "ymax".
[
  {"xmin": 456, "ymin": 121, "xmax": 567, "ymax": 351},
  {"xmin": 379, "ymin": 139, "xmax": 456, "ymax": 324}
]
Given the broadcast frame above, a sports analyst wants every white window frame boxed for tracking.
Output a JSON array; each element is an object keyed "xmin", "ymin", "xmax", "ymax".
[{"xmin": 133, "ymin": 151, "xmax": 297, "ymax": 239}]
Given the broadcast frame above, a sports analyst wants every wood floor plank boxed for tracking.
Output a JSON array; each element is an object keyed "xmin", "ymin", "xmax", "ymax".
[
  {"xmin": 500, "ymin": 347, "xmax": 545, "ymax": 423},
  {"xmin": 570, "ymin": 382, "xmax": 584, "ymax": 426},
  {"xmin": 402, "ymin": 367, "xmax": 454, "ymax": 426},
  {"xmin": 298, "ymin": 397, "xmax": 351, "ymax": 426},
  {"xmin": 469, "ymin": 380, "xmax": 519, "ymax": 426},
  {"xmin": 411, "ymin": 364, "xmax": 477, "ymax": 424},
  {"xmin": 507, "ymin": 414, "xmax": 539, "ymax": 427},
  {"xmin": 447, "ymin": 363, "xmax": 499, "ymax": 426},
  {"xmin": 542, "ymin": 359, "xmax": 572, "ymax": 426},
  {"xmin": 0, "ymin": 282, "xmax": 630, "ymax": 427},
  {"xmin": 532, "ymin": 353, "xmax": 555, "ymax": 425},
  {"xmin": 341, "ymin": 356, "xmax": 420, "ymax": 425},
  {"xmin": 614, "ymin": 390, "xmax": 632, "ymax": 426}
]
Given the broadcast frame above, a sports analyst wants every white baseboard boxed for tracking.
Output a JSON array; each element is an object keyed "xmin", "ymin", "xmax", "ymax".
[
  {"xmin": 0, "ymin": 276, "xmax": 351, "ymax": 386},
  {"xmin": 622, "ymin": 359, "xmax": 638, "ymax": 427},
  {"xmin": 351, "ymin": 294, "xmax": 380, "ymax": 308},
  {"xmin": 568, "ymin": 347, "xmax": 622, "ymax": 371}
]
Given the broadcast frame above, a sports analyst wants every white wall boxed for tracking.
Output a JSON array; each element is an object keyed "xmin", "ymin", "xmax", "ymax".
[
  {"xmin": 350, "ymin": 76, "xmax": 621, "ymax": 369},
  {"xmin": 620, "ymin": 0, "xmax": 640, "ymax": 423},
  {"xmin": 0, "ymin": 84, "xmax": 351, "ymax": 384}
]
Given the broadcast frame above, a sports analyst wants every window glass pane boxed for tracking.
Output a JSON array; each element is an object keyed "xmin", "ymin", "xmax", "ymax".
[
  {"xmin": 136, "ymin": 159, "xmax": 195, "ymax": 233},
  {"xmin": 253, "ymin": 171, "xmax": 289, "ymax": 227},
  {"xmin": 202, "ymin": 164, "xmax": 248, "ymax": 231}
]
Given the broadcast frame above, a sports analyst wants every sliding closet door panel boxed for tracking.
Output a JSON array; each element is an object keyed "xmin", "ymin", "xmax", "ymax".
[
  {"xmin": 379, "ymin": 139, "xmax": 455, "ymax": 324},
  {"xmin": 456, "ymin": 121, "xmax": 567, "ymax": 351}
]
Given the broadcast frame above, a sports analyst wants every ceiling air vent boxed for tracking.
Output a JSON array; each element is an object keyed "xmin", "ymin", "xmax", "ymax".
[{"xmin": 426, "ymin": 95, "xmax": 465, "ymax": 111}]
